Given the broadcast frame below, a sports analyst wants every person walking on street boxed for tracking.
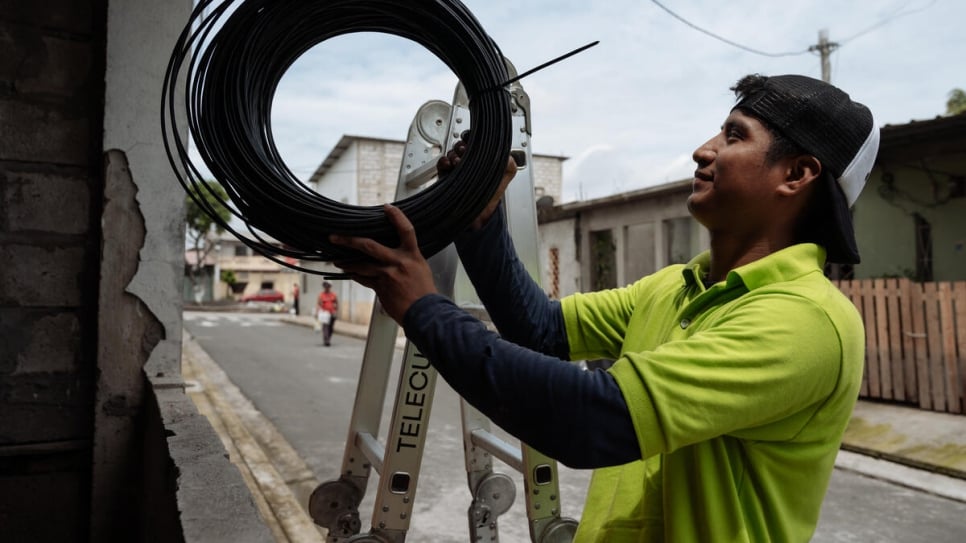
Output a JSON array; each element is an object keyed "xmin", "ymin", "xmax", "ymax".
[
  {"xmin": 331, "ymin": 73, "xmax": 879, "ymax": 541},
  {"xmin": 316, "ymin": 281, "xmax": 338, "ymax": 346}
]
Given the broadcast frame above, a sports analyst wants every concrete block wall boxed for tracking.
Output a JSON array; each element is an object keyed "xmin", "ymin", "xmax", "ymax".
[
  {"xmin": 3, "ymin": 2, "xmax": 274, "ymax": 541},
  {"xmin": 0, "ymin": 1, "xmax": 105, "ymax": 540},
  {"xmin": 356, "ymin": 139, "xmax": 405, "ymax": 205},
  {"xmin": 532, "ymin": 155, "xmax": 564, "ymax": 204}
]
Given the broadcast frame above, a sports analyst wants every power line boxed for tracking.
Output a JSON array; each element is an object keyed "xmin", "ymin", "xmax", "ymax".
[
  {"xmin": 650, "ymin": 0, "xmax": 937, "ymax": 58},
  {"xmin": 838, "ymin": 0, "xmax": 937, "ymax": 45},
  {"xmin": 649, "ymin": 0, "xmax": 808, "ymax": 58}
]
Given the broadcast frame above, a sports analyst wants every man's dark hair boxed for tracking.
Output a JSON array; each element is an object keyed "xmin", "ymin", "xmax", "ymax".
[{"xmin": 731, "ymin": 75, "xmax": 807, "ymax": 164}]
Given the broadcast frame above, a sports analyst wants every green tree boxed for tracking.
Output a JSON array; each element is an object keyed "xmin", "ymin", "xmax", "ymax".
[
  {"xmin": 947, "ymin": 88, "xmax": 966, "ymax": 115},
  {"xmin": 185, "ymin": 181, "xmax": 231, "ymax": 298},
  {"xmin": 220, "ymin": 269, "xmax": 238, "ymax": 298}
]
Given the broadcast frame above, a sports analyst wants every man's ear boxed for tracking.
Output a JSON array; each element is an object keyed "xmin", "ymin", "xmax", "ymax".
[{"xmin": 778, "ymin": 155, "xmax": 822, "ymax": 197}]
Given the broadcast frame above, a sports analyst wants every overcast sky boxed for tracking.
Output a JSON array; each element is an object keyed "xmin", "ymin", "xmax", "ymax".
[{"xmin": 262, "ymin": 0, "xmax": 963, "ymax": 203}]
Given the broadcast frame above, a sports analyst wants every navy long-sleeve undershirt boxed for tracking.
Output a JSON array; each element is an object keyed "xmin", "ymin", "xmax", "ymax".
[{"xmin": 400, "ymin": 206, "xmax": 639, "ymax": 469}]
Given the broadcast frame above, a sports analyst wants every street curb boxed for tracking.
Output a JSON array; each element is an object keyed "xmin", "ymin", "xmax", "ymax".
[
  {"xmin": 841, "ymin": 443, "xmax": 966, "ymax": 482},
  {"xmin": 834, "ymin": 449, "xmax": 966, "ymax": 503},
  {"xmin": 183, "ymin": 331, "xmax": 326, "ymax": 542}
]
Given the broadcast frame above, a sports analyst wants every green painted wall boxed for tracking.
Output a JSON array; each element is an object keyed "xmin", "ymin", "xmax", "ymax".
[{"xmin": 854, "ymin": 159, "xmax": 966, "ymax": 281}]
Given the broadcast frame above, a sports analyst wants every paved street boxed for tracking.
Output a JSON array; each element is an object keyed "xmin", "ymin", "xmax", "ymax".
[{"xmin": 184, "ymin": 311, "xmax": 966, "ymax": 542}]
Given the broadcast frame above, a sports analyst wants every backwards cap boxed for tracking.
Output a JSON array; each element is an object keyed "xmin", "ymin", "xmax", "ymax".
[{"xmin": 733, "ymin": 74, "xmax": 879, "ymax": 264}]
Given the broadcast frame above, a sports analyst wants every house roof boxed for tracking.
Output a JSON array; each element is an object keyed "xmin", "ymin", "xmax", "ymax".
[
  {"xmin": 538, "ymin": 178, "xmax": 693, "ymax": 222},
  {"xmin": 878, "ymin": 114, "xmax": 966, "ymax": 163}
]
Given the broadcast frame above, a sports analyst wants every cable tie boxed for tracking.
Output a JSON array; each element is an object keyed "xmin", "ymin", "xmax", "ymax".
[{"xmin": 481, "ymin": 40, "xmax": 600, "ymax": 94}]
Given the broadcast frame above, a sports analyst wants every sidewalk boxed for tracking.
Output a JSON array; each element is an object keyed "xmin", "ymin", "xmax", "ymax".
[
  {"xmin": 837, "ymin": 399, "xmax": 966, "ymax": 502},
  {"xmin": 284, "ymin": 313, "xmax": 966, "ymax": 501}
]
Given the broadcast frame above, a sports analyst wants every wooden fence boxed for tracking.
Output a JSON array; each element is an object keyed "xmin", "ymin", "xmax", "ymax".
[{"xmin": 833, "ymin": 278, "xmax": 966, "ymax": 414}]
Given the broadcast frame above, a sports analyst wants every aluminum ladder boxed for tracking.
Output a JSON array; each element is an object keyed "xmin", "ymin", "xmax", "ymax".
[{"xmin": 309, "ymin": 64, "xmax": 578, "ymax": 543}]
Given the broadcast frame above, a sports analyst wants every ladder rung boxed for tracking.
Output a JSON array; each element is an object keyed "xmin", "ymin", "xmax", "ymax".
[
  {"xmin": 402, "ymin": 160, "xmax": 438, "ymax": 189},
  {"xmin": 470, "ymin": 429, "xmax": 523, "ymax": 472},
  {"xmin": 355, "ymin": 431, "xmax": 385, "ymax": 474}
]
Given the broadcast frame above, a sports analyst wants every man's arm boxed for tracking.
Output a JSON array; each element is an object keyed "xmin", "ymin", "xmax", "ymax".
[
  {"xmin": 404, "ymin": 293, "xmax": 639, "ymax": 469},
  {"xmin": 454, "ymin": 203, "xmax": 568, "ymax": 357},
  {"xmin": 331, "ymin": 205, "xmax": 639, "ymax": 468}
]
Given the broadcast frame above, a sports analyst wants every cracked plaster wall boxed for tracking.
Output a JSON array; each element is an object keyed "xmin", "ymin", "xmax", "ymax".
[{"xmin": 98, "ymin": 1, "xmax": 270, "ymax": 541}]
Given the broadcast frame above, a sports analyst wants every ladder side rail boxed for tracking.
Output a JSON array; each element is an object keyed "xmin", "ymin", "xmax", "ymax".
[
  {"xmin": 311, "ymin": 99, "xmax": 458, "ymax": 543},
  {"xmin": 365, "ymin": 331, "xmax": 441, "ymax": 541},
  {"xmin": 435, "ymin": 85, "xmax": 520, "ymax": 542},
  {"xmin": 309, "ymin": 301, "xmax": 401, "ymax": 541},
  {"xmin": 450, "ymin": 74, "xmax": 577, "ymax": 542},
  {"xmin": 353, "ymin": 100, "xmax": 461, "ymax": 543},
  {"xmin": 342, "ymin": 310, "xmax": 400, "ymax": 484},
  {"xmin": 499, "ymin": 85, "xmax": 577, "ymax": 543},
  {"xmin": 502, "ymin": 82, "xmax": 578, "ymax": 543}
]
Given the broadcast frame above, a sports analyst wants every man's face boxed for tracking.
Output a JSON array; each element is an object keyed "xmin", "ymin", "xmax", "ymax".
[{"xmin": 687, "ymin": 109, "xmax": 788, "ymax": 234}]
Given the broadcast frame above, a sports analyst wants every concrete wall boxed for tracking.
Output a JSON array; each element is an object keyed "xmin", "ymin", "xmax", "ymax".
[
  {"xmin": 538, "ymin": 218, "xmax": 580, "ymax": 299},
  {"xmin": 1, "ymin": 1, "xmax": 274, "ymax": 541},
  {"xmin": 322, "ymin": 145, "xmax": 359, "ymax": 205},
  {"xmin": 532, "ymin": 154, "xmax": 564, "ymax": 204}
]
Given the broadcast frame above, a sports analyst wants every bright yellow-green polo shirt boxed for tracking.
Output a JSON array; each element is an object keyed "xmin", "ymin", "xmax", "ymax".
[{"xmin": 561, "ymin": 243, "xmax": 864, "ymax": 542}]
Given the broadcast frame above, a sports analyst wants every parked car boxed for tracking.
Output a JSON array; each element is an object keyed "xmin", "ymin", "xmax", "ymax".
[{"xmin": 241, "ymin": 288, "xmax": 285, "ymax": 303}]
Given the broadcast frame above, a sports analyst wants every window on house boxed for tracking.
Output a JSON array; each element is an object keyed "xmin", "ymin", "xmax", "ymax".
[
  {"xmin": 590, "ymin": 229, "xmax": 617, "ymax": 291},
  {"xmin": 664, "ymin": 217, "xmax": 696, "ymax": 265},
  {"xmin": 625, "ymin": 222, "xmax": 656, "ymax": 280},
  {"xmin": 234, "ymin": 245, "xmax": 249, "ymax": 257}
]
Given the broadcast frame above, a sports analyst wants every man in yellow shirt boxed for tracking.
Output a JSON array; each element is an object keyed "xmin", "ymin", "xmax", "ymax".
[{"xmin": 332, "ymin": 73, "xmax": 878, "ymax": 541}]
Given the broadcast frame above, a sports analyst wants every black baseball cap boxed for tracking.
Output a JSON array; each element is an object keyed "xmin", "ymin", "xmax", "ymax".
[{"xmin": 733, "ymin": 74, "xmax": 879, "ymax": 264}]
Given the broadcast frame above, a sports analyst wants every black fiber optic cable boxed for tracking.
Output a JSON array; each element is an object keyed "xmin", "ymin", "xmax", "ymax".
[
  {"xmin": 163, "ymin": 0, "xmax": 513, "ymax": 277},
  {"xmin": 163, "ymin": 0, "xmax": 596, "ymax": 278}
]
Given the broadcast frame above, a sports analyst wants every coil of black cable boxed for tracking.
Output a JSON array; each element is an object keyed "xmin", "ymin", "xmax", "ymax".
[{"xmin": 162, "ymin": 0, "xmax": 512, "ymax": 275}]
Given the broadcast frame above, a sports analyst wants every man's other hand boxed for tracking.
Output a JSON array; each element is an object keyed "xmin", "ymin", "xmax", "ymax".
[{"xmin": 436, "ymin": 133, "xmax": 518, "ymax": 231}]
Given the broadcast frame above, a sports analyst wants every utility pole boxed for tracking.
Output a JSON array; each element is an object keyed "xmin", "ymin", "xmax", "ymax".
[{"xmin": 808, "ymin": 29, "xmax": 839, "ymax": 83}]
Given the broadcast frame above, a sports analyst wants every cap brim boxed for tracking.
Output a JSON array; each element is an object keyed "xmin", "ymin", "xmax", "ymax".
[{"xmin": 824, "ymin": 176, "xmax": 861, "ymax": 264}]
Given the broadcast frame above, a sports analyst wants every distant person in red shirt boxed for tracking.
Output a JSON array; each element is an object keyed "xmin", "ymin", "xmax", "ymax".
[
  {"xmin": 316, "ymin": 281, "xmax": 338, "ymax": 346},
  {"xmin": 292, "ymin": 283, "xmax": 300, "ymax": 315}
]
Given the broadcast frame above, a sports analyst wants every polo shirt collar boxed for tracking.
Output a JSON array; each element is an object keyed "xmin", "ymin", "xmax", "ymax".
[{"xmin": 682, "ymin": 243, "xmax": 827, "ymax": 293}]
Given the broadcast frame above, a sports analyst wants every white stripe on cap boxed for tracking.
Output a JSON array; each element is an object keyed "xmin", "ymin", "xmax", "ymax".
[{"xmin": 837, "ymin": 114, "xmax": 880, "ymax": 207}]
